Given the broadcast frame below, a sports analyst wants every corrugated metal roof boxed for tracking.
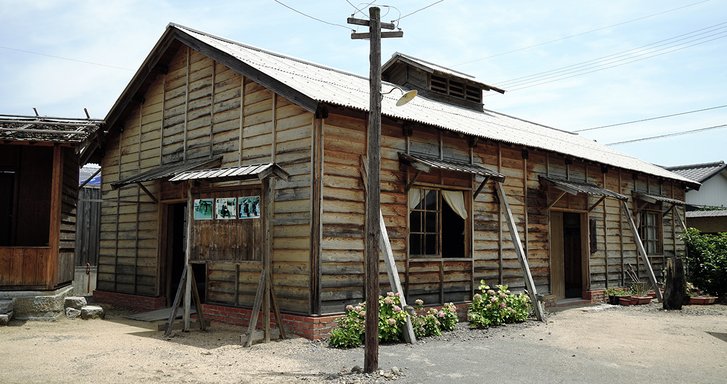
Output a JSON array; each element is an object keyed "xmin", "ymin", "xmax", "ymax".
[
  {"xmin": 686, "ymin": 209, "xmax": 727, "ymax": 218},
  {"xmin": 399, "ymin": 152, "xmax": 504, "ymax": 181},
  {"xmin": 541, "ymin": 176, "xmax": 628, "ymax": 201},
  {"xmin": 665, "ymin": 161, "xmax": 726, "ymax": 183},
  {"xmin": 169, "ymin": 163, "xmax": 289, "ymax": 182},
  {"xmin": 0, "ymin": 114, "xmax": 102, "ymax": 144},
  {"xmin": 635, "ymin": 192, "xmax": 685, "ymax": 205},
  {"xmin": 111, "ymin": 157, "xmax": 222, "ymax": 188},
  {"xmin": 168, "ymin": 25, "xmax": 696, "ymax": 187}
]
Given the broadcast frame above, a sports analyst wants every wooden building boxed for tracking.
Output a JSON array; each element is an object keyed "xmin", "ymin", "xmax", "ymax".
[
  {"xmin": 0, "ymin": 114, "xmax": 103, "ymax": 318},
  {"xmin": 94, "ymin": 24, "xmax": 698, "ymax": 338},
  {"xmin": 667, "ymin": 161, "xmax": 727, "ymax": 233}
]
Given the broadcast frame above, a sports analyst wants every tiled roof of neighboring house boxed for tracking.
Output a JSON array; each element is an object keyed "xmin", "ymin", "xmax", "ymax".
[
  {"xmin": 665, "ymin": 161, "xmax": 727, "ymax": 183},
  {"xmin": 105, "ymin": 23, "xmax": 697, "ymax": 187},
  {"xmin": 0, "ymin": 114, "xmax": 103, "ymax": 144},
  {"xmin": 686, "ymin": 209, "xmax": 727, "ymax": 218}
]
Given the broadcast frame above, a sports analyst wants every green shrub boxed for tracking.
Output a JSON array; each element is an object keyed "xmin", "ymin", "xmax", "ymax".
[
  {"xmin": 328, "ymin": 294, "xmax": 460, "ymax": 348},
  {"xmin": 683, "ymin": 228, "xmax": 727, "ymax": 298},
  {"xmin": 468, "ymin": 281, "xmax": 531, "ymax": 328}
]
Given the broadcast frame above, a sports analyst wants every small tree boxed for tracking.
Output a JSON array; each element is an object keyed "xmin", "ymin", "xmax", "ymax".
[{"xmin": 683, "ymin": 228, "xmax": 727, "ymax": 299}]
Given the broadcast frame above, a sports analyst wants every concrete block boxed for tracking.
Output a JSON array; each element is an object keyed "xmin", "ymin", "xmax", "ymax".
[
  {"xmin": 8, "ymin": 286, "xmax": 73, "ymax": 320},
  {"xmin": 64, "ymin": 296, "xmax": 87, "ymax": 310},
  {"xmin": 0, "ymin": 299, "xmax": 14, "ymax": 314},
  {"xmin": 66, "ymin": 307, "xmax": 81, "ymax": 319},
  {"xmin": 81, "ymin": 305, "xmax": 105, "ymax": 320}
]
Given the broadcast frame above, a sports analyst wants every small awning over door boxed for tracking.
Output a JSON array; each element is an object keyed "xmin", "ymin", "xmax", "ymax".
[
  {"xmin": 111, "ymin": 156, "xmax": 222, "ymax": 188},
  {"xmin": 540, "ymin": 176, "xmax": 628, "ymax": 201},
  {"xmin": 169, "ymin": 163, "xmax": 290, "ymax": 183},
  {"xmin": 634, "ymin": 192, "xmax": 685, "ymax": 205},
  {"xmin": 399, "ymin": 152, "xmax": 504, "ymax": 181}
]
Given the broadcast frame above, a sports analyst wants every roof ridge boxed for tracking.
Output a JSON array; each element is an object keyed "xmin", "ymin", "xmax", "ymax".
[
  {"xmin": 665, "ymin": 160, "xmax": 725, "ymax": 170},
  {"xmin": 169, "ymin": 22, "xmax": 370, "ymax": 82}
]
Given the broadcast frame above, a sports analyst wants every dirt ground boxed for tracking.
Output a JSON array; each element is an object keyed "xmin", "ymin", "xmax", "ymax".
[{"xmin": 1, "ymin": 302, "xmax": 725, "ymax": 384}]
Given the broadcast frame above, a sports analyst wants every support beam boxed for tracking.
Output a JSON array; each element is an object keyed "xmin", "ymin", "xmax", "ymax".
[
  {"xmin": 620, "ymin": 200, "xmax": 663, "ymax": 301},
  {"xmin": 183, "ymin": 183, "xmax": 193, "ymax": 330},
  {"xmin": 473, "ymin": 176, "xmax": 490, "ymax": 200},
  {"xmin": 136, "ymin": 182, "xmax": 159, "ymax": 204},
  {"xmin": 587, "ymin": 196, "xmax": 607, "ymax": 212},
  {"xmin": 547, "ymin": 190, "xmax": 568, "ymax": 210},
  {"xmin": 495, "ymin": 182, "xmax": 545, "ymax": 322}
]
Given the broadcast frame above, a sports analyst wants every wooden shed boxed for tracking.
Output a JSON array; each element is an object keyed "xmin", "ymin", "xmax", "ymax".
[
  {"xmin": 0, "ymin": 114, "xmax": 103, "ymax": 318},
  {"xmin": 94, "ymin": 24, "xmax": 698, "ymax": 338}
]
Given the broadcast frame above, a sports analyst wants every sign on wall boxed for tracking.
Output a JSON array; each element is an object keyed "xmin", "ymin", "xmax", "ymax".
[
  {"xmin": 215, "ymin": 197, "xmax": 237, "ymax": 219},
  {"xmin": 193, "ymin": 198, "xmax": 214, "ymax": 220},
  {"xmin": 238, "ymin": 196, "xmax": 261, "ymax": 219}
]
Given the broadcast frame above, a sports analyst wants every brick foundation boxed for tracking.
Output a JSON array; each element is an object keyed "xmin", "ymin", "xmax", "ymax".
[
  {"xmin": 92, "ymin": 290, "xmax": 167, "ymax": 312},
  {"xmin": 584, "ymin": 289, "xmax": 607, "ymax": 304},
  {"xmin": 202, "ymin": 304, "xmax": 342, "ymax": 340}
]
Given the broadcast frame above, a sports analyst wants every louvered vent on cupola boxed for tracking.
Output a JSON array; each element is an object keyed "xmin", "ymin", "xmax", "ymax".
[{"xmin": 382, "ymin": 52, "xmax": 505, "ymax": 111}]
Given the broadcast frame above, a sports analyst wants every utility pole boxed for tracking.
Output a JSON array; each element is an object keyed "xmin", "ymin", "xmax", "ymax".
[{"xmin": 348, "ymin": 7, "xmax": 403, "ymax": 374}]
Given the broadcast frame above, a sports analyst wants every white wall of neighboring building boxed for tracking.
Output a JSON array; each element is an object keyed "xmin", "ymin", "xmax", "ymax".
[{"xmin": 686, "ymin": 171, "xmax": 727, "ymax": 207}]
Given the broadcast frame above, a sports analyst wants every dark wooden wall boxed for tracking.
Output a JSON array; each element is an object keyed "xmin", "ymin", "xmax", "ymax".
[{"xmin": 76, "ymin": 187, "xmax": 101, "ymax": 266}]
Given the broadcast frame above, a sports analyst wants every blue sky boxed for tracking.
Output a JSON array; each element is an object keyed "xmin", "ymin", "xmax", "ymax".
[{"xmin": 1, "ymin": 0, "xmax": 725, "ymax": 167}]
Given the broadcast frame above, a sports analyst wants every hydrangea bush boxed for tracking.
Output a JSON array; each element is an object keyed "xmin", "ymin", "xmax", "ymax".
[
  {"xmin": 468, "ymin": 281, "xmax": 531, "ymax": 328},
  {"xmin": 328, "ymin": 293, "xmax": 459, "ymax": 348}
]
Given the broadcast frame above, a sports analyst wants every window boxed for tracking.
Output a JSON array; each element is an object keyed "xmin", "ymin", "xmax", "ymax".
[
  {"xmin": 408, "ymin": 188, "xmax": 468, "ymax": 258},
  {"xmin": 639, "ymin": 210, "xmax": 662, "ymax": 254},
  {"xmin": 430, "ymin": 75, "xmax": 482, "ymax": 103}
]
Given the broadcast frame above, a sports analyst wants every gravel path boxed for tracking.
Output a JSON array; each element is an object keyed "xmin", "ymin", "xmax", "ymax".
[{"xmin": 1, "ymin": 302, "xmax": 725, "ymax": 383}]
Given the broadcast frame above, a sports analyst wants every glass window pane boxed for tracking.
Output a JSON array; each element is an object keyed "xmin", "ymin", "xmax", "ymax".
[
  {"xmin": 410, "ymin": 211, "xmax": 422, "ymax": 232},
  {"xmin": 410, "ymin": 234, "xmax": 422, "ymax": 255},
  {"xmin": 425, "ymin": 234, "xmax": 436, "ymax": 255},
  {"xmin": 424, "ymin": 190, "xmax": 437, "ymax": 210},
  {"xmin": 425, "ymin": 212, "xmax": 437, "ymax": 233}
]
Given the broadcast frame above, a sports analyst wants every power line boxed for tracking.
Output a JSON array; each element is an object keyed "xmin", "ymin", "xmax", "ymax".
[
  {"xmin": 576, "ymin": 104, "xmax": 727, "ymax": 132},
  {"xmin": 393, "ymin": 0, "xmax": 444, "ymax": 22},
  {"xmin": 0, "ymin": 45, "xmax": 133, "ymax": 71},
  {"xmin": 498, "ymin": 22, "xmax": 727, "ymax": 87},
  {"xmin": 274, "ymin": 0, "xmax": 354, "ymax": 31},
  {"xmin": 494, "ymin": 23, "xmax": 727, "ymax": 91},
  {"xmin": 606, "ymin": 123, "xmax": 727, "ymax": 145},
  {"xmin": 345, "ymin": 0, "xmax": 378, "ymax": 17},
  {"xmin": 455, "ymin": 0, "xmax": 711, "ymax": 66}
]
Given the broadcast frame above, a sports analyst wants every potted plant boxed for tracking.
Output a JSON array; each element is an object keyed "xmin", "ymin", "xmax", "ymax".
[
  {"xmin": 686, "ymin": 282, "xmax": 718, "ymax": 305},
  {"xmin": 605, "ymin": 287, "xmax": 632, "ymax": 305},
  {"xmin": 630, "ymin": 281, "xmax": 652, "ymax": 305}
]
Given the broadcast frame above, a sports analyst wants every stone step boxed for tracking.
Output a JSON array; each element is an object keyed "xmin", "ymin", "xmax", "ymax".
[
  {"xmin": 0, "ymin": 299, "xmax": 14, "ymax": 314},
  {"xmin": 64, "ymin": 296, "xmax": 88, "ymax": 310}
]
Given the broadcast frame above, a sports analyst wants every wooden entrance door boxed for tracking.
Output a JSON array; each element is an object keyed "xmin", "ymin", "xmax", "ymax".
[
  {"xmin": 550, "ymin": 211, "xmax": 585, "ymax": 299},
  {"xmin": 562, "ymin": 212, "xmax": 583, "ymax": 298},
  {"xmin": 163, "ymin": 203, "xmax": 187, "ymax": 305}
]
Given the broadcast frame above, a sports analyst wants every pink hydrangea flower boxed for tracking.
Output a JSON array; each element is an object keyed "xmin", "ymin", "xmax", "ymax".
[
  {"xmin": 490, "ymin": 297, "xmax": 498, "ymax": 303},
  {"xmin": 387, "ymin": 292, "xmax": 395, "ymax": 297},
  {"xmin": 359, "ymin": 310, "xmax": 366, "ymax": 317},
  {"xmin": 415, "ymin": 299, "xmax": 424, "ymax": 306},
  {"xmin": 345, "ymin": 305, "xmax": 354, "ymax": 311},
  {"xmin": 500, "ymin": 302, "xmax": 507, "ymax": 308},
  {"xmin": 387, "ymin": 318, "xmax": 396, "ymax": 326},
  {"xmin": 354, "ymin": 305, "xmax": 362, "ymax": 312},
  {"xmin": 393, "ymin": 305, "xmax": 401, "ymax": 312},
  {"xmin": 384, "ymin": 297, "xmax": 394, "ymax": 305},
  {"xmin": 487, "ymin": 289, "xmax": 496, "ymax": 295},
  {"xmin": 437, "ymin": 311, "xmax": 445, "ymax": 318}
]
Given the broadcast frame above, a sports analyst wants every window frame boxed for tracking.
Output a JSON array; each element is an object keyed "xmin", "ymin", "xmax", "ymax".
[
  {"xmin": 408, "ymin": 186, "xmax": 471, "ymax": 259},
  {"xmin": 639, "ymin": 209, "xmax": 663, "ymax": 255}
]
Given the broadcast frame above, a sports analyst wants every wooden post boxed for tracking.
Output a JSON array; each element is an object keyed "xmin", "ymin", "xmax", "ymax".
[
  {"xmin": 183, "ymin": 183, "xmax": 194, "ymax": 331},
  {"xmin": 364, "ymin": 7, "xmax": 382, "ymax": 373},
  {"xmin": 360, "ymin": 156, "xmax": 415, "ymax": 343},
  {"xmin": 620, "ymin": 200, "xmax": 663, "ymax": 301},
  {"xmin": 495, "ymin": 182, "xmax": 545, "ymax": 322},
  {"xmin": 48, "ymin": 145, "xmax": 63, "ymax": 288},
  {"xmin": 263, "ymin": 178, "xmax": 274, "ymax": 343}
]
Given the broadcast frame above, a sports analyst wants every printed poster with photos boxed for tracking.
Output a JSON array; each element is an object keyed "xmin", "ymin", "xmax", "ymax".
[
  {"xmin": 238, "ymin": 196, "xmax": 261, "ymax": 219},
  {"xmin": 215, "ymin": 197, "xmax": 237, "ymax": 219},
  {"xmin": 193, "ymin": 198, "xmax": 214, "ymax": 220}
]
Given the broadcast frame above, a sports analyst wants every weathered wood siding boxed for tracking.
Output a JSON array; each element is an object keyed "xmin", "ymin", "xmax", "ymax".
[
  {"xmin": 99, "ymin": 45, "xmax": 313, "ymax": 313},
  {"xmin": 318, "ymin": 114, "xmax": 688, "ymax": 314},
  {"xmin": 57, "ymin": 148, "xmax": 79, "ymax": 286}
]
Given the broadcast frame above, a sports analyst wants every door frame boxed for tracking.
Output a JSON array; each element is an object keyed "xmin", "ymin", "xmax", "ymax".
[{"xmin": 549, "ymin": 209, "xmax": 590, "ymax": 299}]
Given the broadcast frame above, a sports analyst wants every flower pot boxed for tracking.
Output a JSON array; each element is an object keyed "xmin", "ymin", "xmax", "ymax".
[
  {"xmin": 633, "ymin": 296, "xmax": 652, "ymax": 305},
  {"xmin": 689, "ymin": 296, "xmax": 717, "ymax": 305},
  {"xmin": 619, "ymin": 296, "xmax": 634, "ymax": 306},
  {"xmin": 608, "ymin": 295, "xmax": 621, "ymax": 305}
]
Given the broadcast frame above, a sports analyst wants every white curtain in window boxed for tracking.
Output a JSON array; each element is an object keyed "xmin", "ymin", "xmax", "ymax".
[
  {"xmin": 442, "ymin": 190, "xmax": 467, "ymax": 220},
  {"xmin": 408, "ymin": 188, "xmax": 423, "ymax": 211}
]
